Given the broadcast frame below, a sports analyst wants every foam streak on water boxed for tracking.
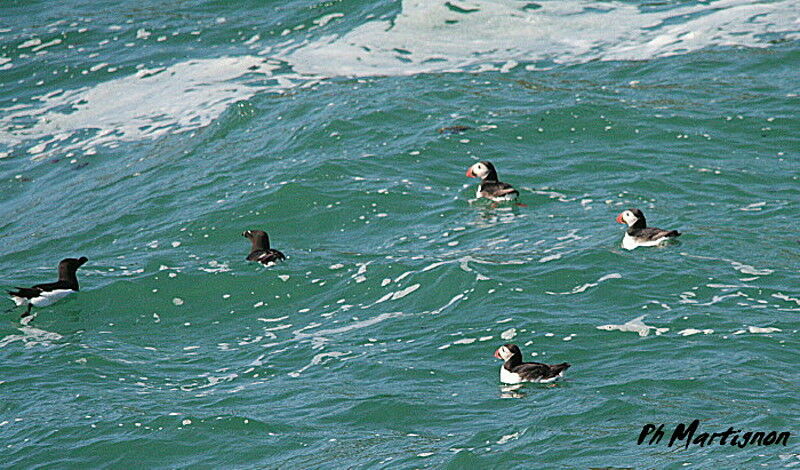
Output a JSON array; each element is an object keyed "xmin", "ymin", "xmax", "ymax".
[
  {"xmin": 1, "ymin": 0, "xmax": 798, "ymax": 159},
  {"xmin": 283, "ymin": 0, "xmax": 800, "ymax": 75},
  {"xmin": 1, "ymin": 57, "xmax": 279, "ymax": 158}
]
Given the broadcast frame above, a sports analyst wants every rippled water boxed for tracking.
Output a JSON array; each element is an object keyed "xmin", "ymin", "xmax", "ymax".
[{"xmin": 1, "ymin": 0, "xmax": 798, "ymax": 467}]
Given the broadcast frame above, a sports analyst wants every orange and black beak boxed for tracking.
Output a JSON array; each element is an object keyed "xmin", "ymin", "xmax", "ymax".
[
  {"xmin": 615, "ymin": 213, "xmax": 624, "ymax": 224},
  {"xmin": 493, "ymin": 348, "xmax": 502, "ymax": 359}
]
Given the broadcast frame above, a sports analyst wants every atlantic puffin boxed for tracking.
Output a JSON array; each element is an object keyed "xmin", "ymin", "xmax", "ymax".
[
  {"xmin": 616, "ymin": 208, "xmax": 681, "ymax": 250},
  {"xmin": 8, "ymin": 256, "xmax": 88, "ymax": 321},
  {"xmin": 494, "ymin": 343, "xmax": 570, "ymax": 384},
  {"xmin": 466, "ymin": 161, "xmax": 519, "ymax": 202},
  {"xmin": 242, "ymin": 230, "xmax": 285, "ymax": 265}
]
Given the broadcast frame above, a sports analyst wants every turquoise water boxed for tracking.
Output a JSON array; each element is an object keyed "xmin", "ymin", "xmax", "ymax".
[{"xmin": 1, "ymin": 0, "xmax": 799, "ymax": 467}]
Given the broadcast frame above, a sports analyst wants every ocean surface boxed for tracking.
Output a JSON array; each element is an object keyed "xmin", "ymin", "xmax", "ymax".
[{"xmin": 1, "ymin": 0, "xmax": 798, "ymax": 468}]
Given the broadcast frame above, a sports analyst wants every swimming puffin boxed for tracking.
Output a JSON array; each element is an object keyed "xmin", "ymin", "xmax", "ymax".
[
  {"xmin": 494, "ymin": 343, "xmax": 570, "ymax": 384},
  {"xmin": 466, "ymin": 161, "xmax": 519, "ymax": 202},
  {"xmin": 8, "ymin": 257, "xmax": 88, "ymax": 321},
  {"xmin": 242, "ymin": 230, "xmax": 285, "ymax": 265},
  {"xmin": 616, "ymin": 208, "xmax": 681, "ymax": 250}
]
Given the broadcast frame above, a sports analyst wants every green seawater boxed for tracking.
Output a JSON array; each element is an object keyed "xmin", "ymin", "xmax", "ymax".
[{"xmin": 1, "ymin": 0, "xmax": 798, "ymax": 468}]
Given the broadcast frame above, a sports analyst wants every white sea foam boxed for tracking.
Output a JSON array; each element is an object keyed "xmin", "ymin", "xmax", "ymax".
[
  {"xmin": 392, "ymin": 283, "xmax": 421, "ymax": 300},
  {"xmin": 677, "ymin": 328, "xmax": 714, "ymax": 336},
  {"xmin": 288, "ymin": 351, "xmax": 350, "ymax": 377},
  {"xmin": 539, "ymin": 253, "xmax": 562, "ymax": 263},
  {"xmin": 597, "ymin": 315, "xmax": 668, "ymax": 337},
  {"xmin": 259, "ymin": 315, "xmax": 289, "ymax": 323},
  {"xmin": 198, "ymin": 260, "xmax": 230, "ymax": 273},
  {"xmin": 773, "ymin": 293, "xmax": 800, "ymax": 305},
  {"xmin": 429, "ymin": 293, "xmax": 464, "ymax": 315},
  {"xmin": 1, "ymin": 56, "xmax": 280, "ymax": 158},
  {"xmin": 746, "ymin": 326, "xmax": 781, "ymax": 334},
  {"xmin": 282, "ymin": 0, "xmax": 799, "ymax": 77},
  {"xmin": 497, "ymin": 431, "xmax": 523, "ymax": 445},
  {"xmin": 294, "ymin": 312, "xmax": 402, "ymax": 339},
  {"xmin": 3, "ymin": 0, "xmax": 797, "ymax": 157},
  {"xmin": 500, "ymin": 328, "xmax": 517, "ymax": 340},
  {"xmin": 548, "ymin": 273, "xmax": 621, "ymax": 295},
  {"xmin": 730, "ymin": 262, "xmax": 773, "ymax": 276},
  {"xmin": 452, "ymin": 338, "xmax": 476, "ymax": 345},
  {"xmin": 0, "ymin": 327, "xmax": 63, "ymax": 348}
]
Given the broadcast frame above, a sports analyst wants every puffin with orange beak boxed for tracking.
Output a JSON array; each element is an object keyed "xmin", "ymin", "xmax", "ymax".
[
  {"xmin": 466, "ymin": 161, "xmax": 519, "ymax": 202},
  {"xmin": 494, "ymin": 343, "xmax": 571, "ymax": 384},
  {"xmin": 616, "ymin": 208, "xmax": 681, "ymax": 250}
]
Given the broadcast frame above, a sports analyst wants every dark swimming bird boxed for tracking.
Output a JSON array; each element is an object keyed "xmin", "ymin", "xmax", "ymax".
[
  {"xmin": 494, "ymin": 343, "xmax": 570, "ymax": 384},
  {"xmin": 616, "ymin": 208, "xmax": 681, "ymax": 250},
  {"xmin": 242, "ymin": 230, "xmax": 285, "ymax": 265},
  {"xmin": 8, "ymin": 257, "xmax": 88, "ymax": 320},
  {"xmin": 466, "ymin": 161, "xmax": 519, "ymax": 202},
  {"xmin": 438, "ymin": 125, "xmax": 473, "ymax": 134}
]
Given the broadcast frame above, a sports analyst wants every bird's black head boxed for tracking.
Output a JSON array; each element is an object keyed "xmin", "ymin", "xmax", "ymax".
[
  {"xmin": 478, "ymin": 160, "xmax": 496, "ymax": 174},
  {"xmin": 466, "ymin": 161, "xmax": 499, "ymax": 181},
  {"xmin": 616, "ymin": 208, "xmax": 646, "ymax": 228},
  {"xmin": 494, "ymin": 343, "xmax": 522, "ymax": 361},
  {"xmin": 57, "ymin": 257, "xmax": 87, "ymax": 280},
  {"xmin": 59, "ymin": 257, "xmax": 88, "ymax": 271},
  {"xmin": 243, "ymin": 230, "xmax": 270, "ymax": 249}
]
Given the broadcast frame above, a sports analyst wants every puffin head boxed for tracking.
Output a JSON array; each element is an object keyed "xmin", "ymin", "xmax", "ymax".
[
  {"xmin": 494, "ymin": 343, "xmax": 521, "ymax": 361},
  {"xmin": 466, "ymin": 161, "xmax": 496, "ymax": 180},
  {"xmin": 616, "ymin": 208, "xmax": 645, "ymax": 227}
]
